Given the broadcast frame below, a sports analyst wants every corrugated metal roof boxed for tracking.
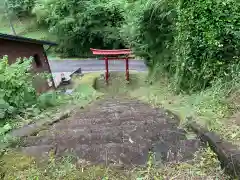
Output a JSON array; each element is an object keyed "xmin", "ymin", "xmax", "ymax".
[{"xmin": 0, "ymin": 33, "xmax": 57, "ymax": 46}]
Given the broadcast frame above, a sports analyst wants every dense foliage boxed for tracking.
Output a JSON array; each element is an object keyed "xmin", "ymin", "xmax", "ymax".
[
  {"xmin": 121, "ymin": 0, "xmax": 176, "ymax": 73},
  {"xmin": 7, "ymin": 0, "xmax": 35, "ymax": 16},
  {"xmin": 122, "ymin": 0, "xmax": 240, "ymax": 92},
  {"xmin": 174, "ymin": 0, "xmax": 240, "ymax": 92},
  {"xmin": 0, "ymin": 56, "xmax": 36, "ymax": 119},
  {"xmin": 33, "ymin": 0, "xmax": 126, "ymax": 57}
]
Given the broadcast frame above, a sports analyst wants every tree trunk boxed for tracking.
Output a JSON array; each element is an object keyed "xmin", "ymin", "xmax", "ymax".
[{"xmin": 4, "ymin": 0, "xmax": 17, "ymax": 35}]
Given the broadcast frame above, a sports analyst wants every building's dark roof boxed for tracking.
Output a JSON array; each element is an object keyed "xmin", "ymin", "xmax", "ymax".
[{"xmin": 0, "ymin": 33, "xmax": 57, "ymax": 46}]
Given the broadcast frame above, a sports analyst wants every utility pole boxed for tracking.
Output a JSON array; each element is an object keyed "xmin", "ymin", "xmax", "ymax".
[{"xmin": 4, "ymin": 0, "xmax": 16, "ymax": 35}]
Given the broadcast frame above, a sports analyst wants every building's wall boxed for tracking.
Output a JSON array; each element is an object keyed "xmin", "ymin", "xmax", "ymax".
[{"xmin": 0, "ymin": 39, "xmax": 54, "ymax": 93}]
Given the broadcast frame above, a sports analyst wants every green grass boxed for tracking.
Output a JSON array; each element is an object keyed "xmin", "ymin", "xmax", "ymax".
[
  {"xmin": 0, "ymin": 146, "xmax": 228, "ymax": 179},
  {"xmin": 94, "ymin": 72, "xmax": 146, "ymax": 95}
]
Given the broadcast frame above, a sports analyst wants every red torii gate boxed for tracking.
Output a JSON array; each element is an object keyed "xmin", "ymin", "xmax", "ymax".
[{"xmin": 90, "ymin": 48, "xmax": 132, "ymax": 83}]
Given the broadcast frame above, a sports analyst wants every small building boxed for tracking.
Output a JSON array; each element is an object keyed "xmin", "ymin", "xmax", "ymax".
[{"xmin": 0, "ymin": 33, "xmax": 57, "ymax": 93}]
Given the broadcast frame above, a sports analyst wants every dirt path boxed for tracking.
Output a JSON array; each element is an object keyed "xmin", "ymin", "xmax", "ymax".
[{"xmin": 20, "ymin": 96, "xmax": 201, "ymax": 167}]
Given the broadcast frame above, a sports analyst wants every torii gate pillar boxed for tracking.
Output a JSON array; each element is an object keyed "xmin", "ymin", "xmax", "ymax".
[{"xmin": 90, "ymin": 48, "xmax": 132, "ymax": 83}]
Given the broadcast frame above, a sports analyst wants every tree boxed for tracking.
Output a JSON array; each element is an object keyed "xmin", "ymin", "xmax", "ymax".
[{"xmin": 4, "ymin": 0, "xmax": 16, "ymax": 35}]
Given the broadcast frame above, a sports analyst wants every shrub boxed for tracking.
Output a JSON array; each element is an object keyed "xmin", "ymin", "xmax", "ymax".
[
  {"xmin": 33, "ymin": 0, "xmax": 126, "ymax": 57},
  {"xmin": 0, "ymin": 56, "xmax": 37, "ymax": 119}
]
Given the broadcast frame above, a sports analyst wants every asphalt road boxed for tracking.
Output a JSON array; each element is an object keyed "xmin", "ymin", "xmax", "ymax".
[{"xmin": 48, "ymin": 59, "xmax": 147, "ymax": 73}]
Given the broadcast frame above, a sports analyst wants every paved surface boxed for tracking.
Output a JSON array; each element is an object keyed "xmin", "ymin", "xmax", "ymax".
[
  {"xmin": 20, "ymin": 96, "xmax": 201, "ymax": 167},
  {"xmin": 48, "ymin": 59, "xmax": 147, "ymax": 87},
  {"xmin": 48, "ymin": 59, "xmax": 147, "ymax": 73}
]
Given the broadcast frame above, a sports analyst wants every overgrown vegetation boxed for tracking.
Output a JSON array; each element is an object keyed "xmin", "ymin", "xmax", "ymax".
[
  {"xmin": 120, "ymin": 0, "xmax": 240, "ymax": 92},
  {"xmin": 120, "ymin": 0, "xmax": 176, "ymax": 73},
  {"xmin": 33, "ymin": 0, "xmax": 126, "ymax": 57},
  {"xmin": 0, "ymin": 56, "xmax": 63, "ymax": 120},
  {"xmin": 0, "ymin": 57, "xmax": 100, "ymax": 148},
  {"xmin": 0, "ymin": 56, "xmax": 36, "ymax": 119},
  {"xmin": 173, "ymin": 0, "xmax": 240, "ymax": 92}
]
